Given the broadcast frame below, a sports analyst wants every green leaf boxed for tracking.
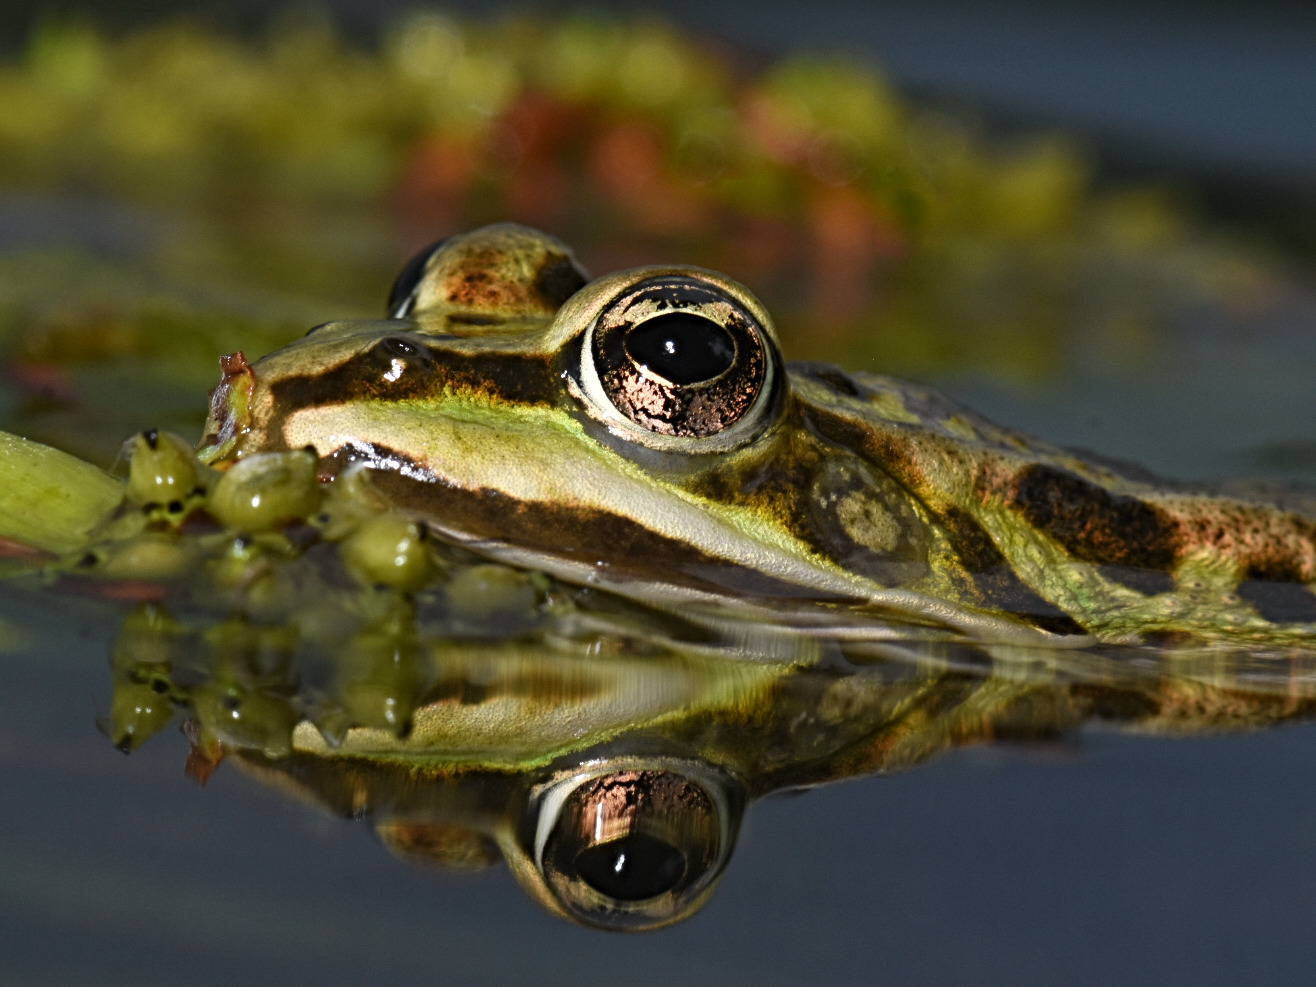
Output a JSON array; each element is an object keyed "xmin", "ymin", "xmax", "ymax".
[{"xmin": 0, "ymin": 430, "xmax": 123, "ymax": 554}]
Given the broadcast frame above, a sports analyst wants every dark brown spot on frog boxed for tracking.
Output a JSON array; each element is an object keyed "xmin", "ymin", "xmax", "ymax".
[
  {"xmin": 426, "ymin": 677, "xmax": 492, "ymax": 705},
  {"xmin": 1070, "ymin": 684, "xmax": 1162, "ymax": 722},
  {"xmin": 444, "ymin": 257, "xmax": 501, "ymax": 310},
  {"xmin": 798, "ymin": 404, "xmax": 926, "ymax": 492},
  {"xmin": 1009, "ymin": 464, "xmax": 1180, "ymax": 570},
  {"xmin": 945, "ymin": 643, "xmax": 995, "ymax": 670},
  {"xmin": 938, "ymin": 507, "xmax": 1087, "ymax": 635},
  {"xmin": 1234, "ymin": 562, "xmax": 1316, "ymax": 624},
  {"xmin": 435, "ymin": 245, "xmax": 587, "ymax": 318},
  {"xmin": 982, "ymin": 693, "xmax": 1084, "ymax": 741},
  {"xmin": 1140, "ymin": 628, "xmax": 1198, "ymax": 648},
  {"xmin": 916, "ymin": 673, "xmax": 983, "ymax": 720}
]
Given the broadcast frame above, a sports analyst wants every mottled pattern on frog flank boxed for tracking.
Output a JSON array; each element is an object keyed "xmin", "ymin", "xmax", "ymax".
[
  {"xmin": 1006, "ymin": 464, "xmax": 1180, "ymax": 595},
  {"xmin": 1007, "ymin": 464, "xmax": 1181, "ymax": 571},
  {"xmin": 935, "ymin": 506, "xmax": 1087, "ymax": 635}
]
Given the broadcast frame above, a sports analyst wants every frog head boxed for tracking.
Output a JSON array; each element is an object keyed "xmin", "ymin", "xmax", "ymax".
[{"xmin": 200, "ymin": 223, "xmax": 921, "ymax": 615}]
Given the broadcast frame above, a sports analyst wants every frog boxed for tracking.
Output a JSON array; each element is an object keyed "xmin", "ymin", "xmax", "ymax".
[{"xmin": 195, "ymin": 222, "xmax": 1316, "ymax": 650}]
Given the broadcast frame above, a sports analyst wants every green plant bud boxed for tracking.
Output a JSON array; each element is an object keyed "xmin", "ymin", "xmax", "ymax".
[
  {"xmin": 207, "ymin": 534, "xmax": 264, "ymax": 588},
  {"xmin": 191, "ymin": 682, "xmax": 298, "ymax": 759},
  {"xmin": 111, "ymin": 603, "xmax": 180, "ymax": 673},
  {"xmin": 333, "ymin": 631, "xmax": 419, "ymax": 736},
  {"xmin": 208, "ymin": 449, "xmax": 321, "ymax": 532},
  {"xmin": 105, "ymin": 675, "xmax": 178, "ymax": 752},
  {"xmin": 340, "ymin": 515, "xmax": 436, "ymax": 591},
  {"xmin": 127, "ymin": 430, "xmax": 204, "ymax": 506},
  {"xmin": 314, "ymin": 464, "xmax": 391, "ymax": 541},
  {"xmin": 445, "ymin": 563, "xmax": 539, "ymax": 619},
  {"xmin": 96, "ymin": 532, "xmax": 198, "ymax": 580}
]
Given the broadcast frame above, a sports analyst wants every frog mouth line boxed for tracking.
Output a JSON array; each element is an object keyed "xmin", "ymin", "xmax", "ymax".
[{"xmin": 309, "ymin": 437, "xmax": 1092, "ymax": 648}]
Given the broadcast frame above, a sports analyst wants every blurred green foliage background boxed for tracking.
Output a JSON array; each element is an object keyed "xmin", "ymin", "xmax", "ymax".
[{"xmin": 0, "ymin": 11, "xmax": 1290, "ymax": 465}]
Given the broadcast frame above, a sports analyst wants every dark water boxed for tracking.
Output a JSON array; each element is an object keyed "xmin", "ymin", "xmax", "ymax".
[{"xmin": 9, "ymin": 593, "xmax": 1316, "ymax": 985}]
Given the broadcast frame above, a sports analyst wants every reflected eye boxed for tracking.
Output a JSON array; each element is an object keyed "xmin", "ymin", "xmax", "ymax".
[
  {"xmin": 573, "ymin": 830, "xmax": 687, "ymax": 901},
  {"xmin": 578, "ymin": 275, "xmax": 777, "ymax": 450},
  {"xmin": 388, "ymin": 238, "xmax": 448, "ymax": 318},
  {"xmin": 532, "ymin": 766, "xmax": 737, "ymax": 930}
]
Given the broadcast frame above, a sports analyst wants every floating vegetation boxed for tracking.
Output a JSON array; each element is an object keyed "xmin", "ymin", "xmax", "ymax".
[{"xmin": 0, "ymin": 12, "xmax": 1281, "ymax": 471}]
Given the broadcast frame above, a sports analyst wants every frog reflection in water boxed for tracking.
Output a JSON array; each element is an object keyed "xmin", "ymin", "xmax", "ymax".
[
  {"xmin": 104, "ymin": 598, "xmax": 1316, "ymax": 932},
  {"xmin": 12, "ymin": 223, "xmax": 1316, "ymax": 932},
  {"xmin": 202, "ymin": 223, "xmax": 1316, "ymax": 647}
]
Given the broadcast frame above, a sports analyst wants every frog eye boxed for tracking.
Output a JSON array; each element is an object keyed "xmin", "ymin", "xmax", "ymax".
[
  {"xmin": 387, "ymin": 238, "xmax": 449, "ymax": 318},
  {"xmin": 530, "ymin": 765, "xmax": 737, "ymax": 930},
  {"xmin": 577, "ymin": 275, "xmax": 777, "ymax": 451}
]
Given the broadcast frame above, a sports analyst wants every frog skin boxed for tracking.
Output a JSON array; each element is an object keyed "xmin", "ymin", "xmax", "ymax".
[{"xmin": 198, "ymin": 223, "xmax": 1316, "ymax": 649}]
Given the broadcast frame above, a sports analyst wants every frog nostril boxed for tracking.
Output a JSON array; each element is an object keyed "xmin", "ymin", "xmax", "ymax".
[
  {"xmin": 380, "ymin": 337, "xmax": 420, "ymax": 358},
  {"xmin": 371, "ymin": 337, "xmax": 434, "ymax": 382}
]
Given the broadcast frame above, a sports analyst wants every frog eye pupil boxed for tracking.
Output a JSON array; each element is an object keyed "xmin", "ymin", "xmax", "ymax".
[
  {"xmin": 573, "ymin": 833, "xmax": 687, "ymax": 902},
  {"xmin": 624, "ymin": 314, "xmax": 735, "ymax": 386}
]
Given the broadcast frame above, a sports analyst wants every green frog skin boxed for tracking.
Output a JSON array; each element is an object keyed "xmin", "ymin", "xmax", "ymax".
[{"xmin": 198, "ymin": 223, "xmax": 1316, "ymax": 649}]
